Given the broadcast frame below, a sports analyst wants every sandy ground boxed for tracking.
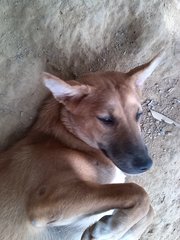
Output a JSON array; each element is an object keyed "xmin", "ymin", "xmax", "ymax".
[{"xmin": 0, "ymin": 0, "xmax": 180, "ymax": 239}]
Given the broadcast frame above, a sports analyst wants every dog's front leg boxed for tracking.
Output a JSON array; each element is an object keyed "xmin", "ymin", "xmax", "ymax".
[
  {"xmin": 119, "ymin": 206, "xmax": 155, "ymax": 240},
  {"xmin": 82, "ymin": 205, "xmax": 154, "ymax": 240},
  {"xmin": 27, "ymin": 180, "xmax": 150, "ymax": 238},
  {"xmin": 81, "ymin": 205, "xmax": 154, "ymax": 240}
]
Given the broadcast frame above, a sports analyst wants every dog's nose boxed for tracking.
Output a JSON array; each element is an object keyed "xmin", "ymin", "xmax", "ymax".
[{"xmin": 132, "ymin": 155, "xmax": 153, "ymax": 172}]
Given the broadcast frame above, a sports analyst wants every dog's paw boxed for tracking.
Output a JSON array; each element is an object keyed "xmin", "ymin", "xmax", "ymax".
[
  {"xmin": 81, "ymin": 215, "xmax": 116, "ymax": 240},
  {"xmin": 81, "ymin": 226, "xmax": 119, "ymax": 240},
  {"xmin": 81, "ymin": 227, "xmax": 96, "ymax": 240}
]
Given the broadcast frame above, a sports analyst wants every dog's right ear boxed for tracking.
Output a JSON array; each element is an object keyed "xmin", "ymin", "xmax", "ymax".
[
  {"xmin": 42, "ymin": 72, "xmax": 92, "ymax": 103},
  {"xmin": 127, "ymin": 51, "xmax": 165, "ymax": 89}
]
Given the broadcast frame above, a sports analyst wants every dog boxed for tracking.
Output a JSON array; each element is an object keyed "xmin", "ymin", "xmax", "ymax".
[{"xmin": 0, "ymin": 53, "xmax": 163, "ymax": 240}]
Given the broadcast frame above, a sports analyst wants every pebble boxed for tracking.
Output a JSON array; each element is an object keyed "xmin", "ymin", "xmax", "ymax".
[
  {"xmin": 167, "ymin": 87, "xmax": 174, "ymax": 93},
  {"xmin": 174, "ymin": 98, "xmax": 180, "ymax": 104},
  {"xmin": 165, "ymin": 131, "xmax": 172, "ymax": 136}
]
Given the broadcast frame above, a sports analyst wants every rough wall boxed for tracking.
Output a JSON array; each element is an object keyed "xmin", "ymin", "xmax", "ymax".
[{"xmin": 0, "ymin": 0, "xmax": 180, "ymax": 239}]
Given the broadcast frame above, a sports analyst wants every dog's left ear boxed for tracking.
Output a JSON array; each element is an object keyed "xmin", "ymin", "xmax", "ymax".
[
  {"xmin": 42, "ymin": 72, "xmax": 93, "ymax": 104},
  {"xmin": 127, "ymin": 51, "xmax": 165, "ymax": 88}
]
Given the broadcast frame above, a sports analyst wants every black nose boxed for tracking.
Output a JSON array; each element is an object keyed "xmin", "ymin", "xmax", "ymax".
[{"xmin": 132, "ymin": 156, "xmax": 153, "ymax": 172}]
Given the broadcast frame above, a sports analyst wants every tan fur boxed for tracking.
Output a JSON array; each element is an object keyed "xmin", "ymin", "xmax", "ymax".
[{"xmin": 0, "ymin": 54, "xmax": 163, "ymax": 240}]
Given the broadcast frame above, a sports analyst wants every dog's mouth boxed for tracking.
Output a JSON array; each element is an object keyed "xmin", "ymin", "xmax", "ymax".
[
  {"xmin": 100, "ymin": 148, "xmax": 109, "ymax": 158},
  {"xmin": 99, "ymin": 145, "xmax": 152, "ymax": 175}
]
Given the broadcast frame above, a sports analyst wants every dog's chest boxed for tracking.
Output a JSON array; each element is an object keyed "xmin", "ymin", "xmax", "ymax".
[
  {"xmin": 94, "ymin": 161, "xmax": 126, "ymax": 184},
  {"xmin": 110, "ymin": 166, "xmax": 126, "ymax": 184}
]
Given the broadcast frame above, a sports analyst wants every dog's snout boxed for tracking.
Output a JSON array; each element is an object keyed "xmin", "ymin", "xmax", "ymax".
[
  {"xmin": 99, "ymin": 141, "xmax": 153, "ymax": 174},
  {"xmin": 132, "ymin": 155, "xmax": 153, "ymax": 173}
]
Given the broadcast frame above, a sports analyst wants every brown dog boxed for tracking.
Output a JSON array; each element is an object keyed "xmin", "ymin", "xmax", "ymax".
[{"xmin": 0, "ymin": 53, "xmax": 163, "ymax": 240}]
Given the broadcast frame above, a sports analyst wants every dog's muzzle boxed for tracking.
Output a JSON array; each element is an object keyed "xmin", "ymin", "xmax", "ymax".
[{"xmin": 99, "ymin": 143, "xmax": 153, "ymax": 174}]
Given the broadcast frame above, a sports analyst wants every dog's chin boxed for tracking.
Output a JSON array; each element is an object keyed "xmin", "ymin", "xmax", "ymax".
[
  {"xmin": 112, "ymin": 161, "xmax": 145, "ymax": 175},
  {"xmin": 99, "ymin": 148, "xmax": 150, "ymax": 175},
  {"xmin": 114, "ymin": 165, "xmax": 147, "ymax": 175}
]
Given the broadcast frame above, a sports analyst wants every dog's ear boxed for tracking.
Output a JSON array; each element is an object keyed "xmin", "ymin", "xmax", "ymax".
[
  {"xmin": 42, "ymin": 72, "xmax": 92, "ymax": 103},
  {"xmin": 127, "ymin": 51, "xmax": 165, "ymax": 88}
]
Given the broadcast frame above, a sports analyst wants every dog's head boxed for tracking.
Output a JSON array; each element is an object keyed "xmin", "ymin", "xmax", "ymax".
[{"xmin": 43, "ymin": 53, "xmax": 164, "ymax": 174}]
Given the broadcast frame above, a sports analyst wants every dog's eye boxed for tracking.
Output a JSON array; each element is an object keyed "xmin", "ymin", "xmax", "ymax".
[
  {"xmin": 136, "ymin": 111, "xmax": 143, "ymax": 121},
  {"xmin": 97, "ymin": 116, "xmax": 115, "ymax": 125}
]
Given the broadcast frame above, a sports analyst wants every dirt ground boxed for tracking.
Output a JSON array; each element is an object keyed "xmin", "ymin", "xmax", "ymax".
[{"xmin": 0, "ymin": 0, "xmax": 180, "ymax": 239}]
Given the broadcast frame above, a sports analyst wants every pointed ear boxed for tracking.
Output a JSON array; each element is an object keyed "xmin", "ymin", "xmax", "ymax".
[
  {"xmin": 127, "ymin": 51, "xmax": 165, "ymax": 88},
  {"xmin": 42, "ymin": 72, "xmax": 92, "ymax": 103}
]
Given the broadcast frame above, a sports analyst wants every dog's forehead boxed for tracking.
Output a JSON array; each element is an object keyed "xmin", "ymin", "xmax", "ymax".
[
  {"xmin": 80, "ymin": 71, "xmax": 135, "ymax": 94},
  {"xmin": 80, "ymin": 71, "xmax": 126, "ymax": 86},
  {"xmin": 105, "ymin": 89, "xmax": 139, "ymax": 110},
  {"xmin": 79, "ymin": 71, "xmax": 140, "ymax": 107}
]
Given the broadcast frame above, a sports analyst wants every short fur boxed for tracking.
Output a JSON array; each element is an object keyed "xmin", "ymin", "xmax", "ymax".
[{"xmin": 0, "ymin": 53, "xmax": 163, "ymax": 240}]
